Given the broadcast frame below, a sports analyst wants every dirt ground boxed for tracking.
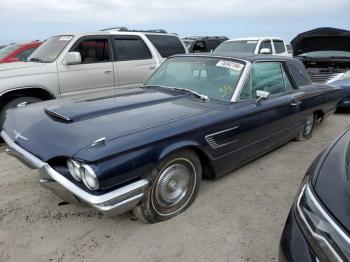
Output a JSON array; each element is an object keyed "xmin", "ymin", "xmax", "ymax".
[{"xmin": 0, "ymin": 112, "xmax": 349, "ymax": 262}]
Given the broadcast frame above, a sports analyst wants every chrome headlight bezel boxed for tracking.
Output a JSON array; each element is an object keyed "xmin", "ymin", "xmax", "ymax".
[
  {"xmin": 67, "ymin": 159, "xmax": 82, "ymax": 181},
  {"xmin": 340, "ymin": 70, "xmax": 350, "ymax": 81},
  {"xmin": 295, "ymin": 182, "xmax": 350, "ymax": 261},
  {"xmin": 81, "ymin": 164, "xmax": 99, "ymax": 190}
]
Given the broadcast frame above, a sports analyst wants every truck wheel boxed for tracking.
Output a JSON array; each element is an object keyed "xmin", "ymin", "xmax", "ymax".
[
  {"xmin": 296, "ymin": 113, "xmax": 315, "ymax": 141},
  {"xmin": 0, "ymin": 97, "xmax": 42, "ymax": 130},
  {"xmin": 133, "ymin": 150, "xmax": 202, "ymax": 223}
]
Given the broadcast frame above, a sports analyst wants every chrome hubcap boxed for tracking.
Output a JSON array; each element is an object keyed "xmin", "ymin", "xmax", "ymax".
[
  {"xmin": 304, "ymin": 115, "xmax": 314, "ymax": 135},
  {"xmin": 155, "ymin": 163, "xmax": 190, "ymax": 207}
]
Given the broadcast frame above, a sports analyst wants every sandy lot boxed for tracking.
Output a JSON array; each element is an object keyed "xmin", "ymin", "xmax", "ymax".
[{"xmin": 0, "ymin": 112, "xmax": 349, "ymax": 262}]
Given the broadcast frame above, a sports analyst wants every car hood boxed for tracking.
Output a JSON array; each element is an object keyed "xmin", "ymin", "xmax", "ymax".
[
  {"xmin": 291, "ymin": 27, "xmax": 350, "ymax": 56},
  {"xmin": 0, "ymin": 61, "xmax": 49, "ymax": 79},
  {"xmin": 0, "ymin": 61, "xmax": 46, "ymax": 71},
  {"xmin": 3, "ymin": 88, "xmax": 216, "ymax": 162},
  {"xmin": 312, "ymin": 127, "xmax": 350, "ymax": 232}
]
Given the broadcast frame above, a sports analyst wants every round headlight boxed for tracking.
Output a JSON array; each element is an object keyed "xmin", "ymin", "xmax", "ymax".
[
  {"xmin": 81, "ymin": 164, "xmax": 99, "ymax": 190},
  {"xmin": 67, "ymin": 159, "xmax": 82, "ymax": 181}
]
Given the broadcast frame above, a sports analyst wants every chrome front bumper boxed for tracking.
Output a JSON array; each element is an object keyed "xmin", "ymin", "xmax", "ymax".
[{"xmin": 1, "ymin": 130, "xmax": 149, "ymax": 217}]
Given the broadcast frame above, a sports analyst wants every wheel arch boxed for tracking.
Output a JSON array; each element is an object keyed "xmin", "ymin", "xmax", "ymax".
[
  {"xmin": 0, "ymin": 86, "xmax": 55, "ymax": 107},
  {"xmin": 158, "ymin": 141, "xmax": 215, "ymax": 179},
  {"xmin": 313, "ymin": 109, "xmax": 325, "ymax": 124}
]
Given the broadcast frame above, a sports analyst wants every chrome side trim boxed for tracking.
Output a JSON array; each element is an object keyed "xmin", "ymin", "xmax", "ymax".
[
  {"xmin": 205, "ymin": 126, "xmax": 239, "ymax": 149},
  {"xmin": 206, "ymin": 126, "xmax": 239, "ymax": 137},
  {"xmin": 1, "ymin": 130, "xmax": 149, "ymax": 216},
  {"xmin": 2, "ymin": 130, "xmax": 44, "ymax": 169}
]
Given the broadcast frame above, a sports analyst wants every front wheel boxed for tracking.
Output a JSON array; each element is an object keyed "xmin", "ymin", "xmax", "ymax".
[
  {"xmin": 133, "ymin": 150, "xmax": 202, "ymax": 223},
  {"xmin": 296, "ymin": 113, "xmax": 315, "ymax": 141}
]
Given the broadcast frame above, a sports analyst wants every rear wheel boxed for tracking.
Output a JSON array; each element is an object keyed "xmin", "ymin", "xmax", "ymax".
[
  {"xmin": 0, "ymin": 97, "xmax": 42, "ymax": 130},
  {"xmin": 133, "ymin": 150, "xmax": 202, "ymax": 223},
  {"xmin": 296, "ymin": 113, "xmax": 315, "ymax": 141}
]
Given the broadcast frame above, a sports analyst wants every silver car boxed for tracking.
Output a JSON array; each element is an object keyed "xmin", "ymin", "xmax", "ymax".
[{"xmin": 0, "ymin": 30, "xmax": 188, "ymax": 127}]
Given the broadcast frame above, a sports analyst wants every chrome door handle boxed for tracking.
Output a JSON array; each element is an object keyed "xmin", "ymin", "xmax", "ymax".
[
  {"xmin": 104, "ymin": 70, "xmax": 112, "ymax": 74},
  {"xmin": 290, "ymin": 100, "xmax": 302, "ymax": 106},
  {"xmin": 149, "ymin": 66, "xmax": 156, "ymax": 70}
]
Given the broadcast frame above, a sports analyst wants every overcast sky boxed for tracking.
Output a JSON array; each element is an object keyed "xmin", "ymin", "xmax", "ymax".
[{"xmin": 0, "ymin": 0, "xmax": 349, "ymax": 45}]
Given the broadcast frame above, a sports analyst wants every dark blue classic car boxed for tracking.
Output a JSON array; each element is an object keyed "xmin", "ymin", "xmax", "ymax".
[
  {"xmin": 330, "ymin": 78, "xmax": 350, "ymax": 108},
  {"xmin": 280, "ymin": 127, "xmax": 350, "ymax": 261},
  {"xmin": 2, "ymin": 53, "xmax": 345, "ymax": 223}
]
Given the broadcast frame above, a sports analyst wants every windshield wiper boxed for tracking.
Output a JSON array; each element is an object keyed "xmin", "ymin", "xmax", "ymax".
[
  {"xmin": 143, "ymin": 85, "xmax": 209, "ymax": 101},
  {"xmin": 173, "ymin": 87, "xmax": 209, "ymax": 101},
  {"xmin": 29, "ymin": 57, "xmax": 43, "ymax": 63}
]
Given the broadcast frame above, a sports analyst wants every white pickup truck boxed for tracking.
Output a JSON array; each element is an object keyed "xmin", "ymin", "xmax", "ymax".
[
  {"xmin": 214, "ymin": 37, "xmax": 290, "ymax": 56},
  {"xmin": 0, "ymin": 30, "xmax": 188, "ymax": 127}
]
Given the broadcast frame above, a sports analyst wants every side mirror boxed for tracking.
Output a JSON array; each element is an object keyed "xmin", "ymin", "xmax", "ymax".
[
  {"xmin": 256, "ymin": 90, "xmax": 270, "ymax": 103},
  {"xmin": 259, "ymin": 48, "xmax": 271, "ymax": 54},
  {"xmin": 64, "ymin": 52, "xmax": 81, "ymax": 65}
]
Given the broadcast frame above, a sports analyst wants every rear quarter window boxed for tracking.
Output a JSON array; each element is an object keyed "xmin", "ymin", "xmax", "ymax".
[
  {"xmin": 146, "ymin": 34, "xmax": 186, "ymax": 58},
  {"xmin": 286, "ymin": 60, "xmax": 312, "ymax": 86}
]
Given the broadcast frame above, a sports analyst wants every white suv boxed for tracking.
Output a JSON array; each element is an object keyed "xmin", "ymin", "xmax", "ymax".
[
  {"xmin": 0, "ymin": 30, "xmax": 188, "ymax": 127},
  {"xmin": 214, "ymin": 37, "xmax": 290, "ymax": 56}
]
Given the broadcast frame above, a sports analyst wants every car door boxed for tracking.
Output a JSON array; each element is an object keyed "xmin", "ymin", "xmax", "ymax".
[
  {"xmin": 57, "ymin": 35, "xmax": 115, "ymax": 97},
  {"xmin": 218, "ymin": 61, "xmax": 301, "ymax": 170},
  {"xmin": 112, "ymin": 35, "xmax": 157, "ymax": 89}
]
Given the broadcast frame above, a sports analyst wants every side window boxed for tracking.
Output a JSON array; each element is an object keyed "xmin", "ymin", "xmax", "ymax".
[
  {"xmin": 145, "ymin": 34, "xmax": 186, "ymax": 58},
  {"xmin": 282, "ymin": 67, "xmax": 295, "ymax": 92},
  {"xmin": 273, "ymin": 40, "xmax": 286, "ymax": 54},
  {"xmin": 113, "ymin": 37, "xmax": 152, "ymax": 61},
  {"xmin": 193, "ymin": 41, "xmax": 206, "ymax": 53},
  {"xmin": 251, "ymin": 62, "xmax": 285, "ymax": 95},
  {"xmin": 259, "ymin": 40, "xmax": 272, "ymax": 54},
  {"xmin": 206, "ymin": 40, "xmax": 220, "ymax": 52},
  {"xmin": 16, "ymin": 47, "xmax": 37, "ymax": 61},
  {"xmin": 73, "ymin": 38, "xmax": 110, "ymax": 64}
]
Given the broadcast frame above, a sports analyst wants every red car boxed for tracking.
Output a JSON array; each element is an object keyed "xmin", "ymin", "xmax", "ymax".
[{"xmin": 0, "ymin": 41, "xmax": 42, "ymax": 63}]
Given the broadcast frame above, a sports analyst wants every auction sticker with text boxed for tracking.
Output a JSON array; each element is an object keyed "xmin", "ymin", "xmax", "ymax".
[{"xmin": 216, "ymin": 60, "xmax": 244, "ymax": 71}]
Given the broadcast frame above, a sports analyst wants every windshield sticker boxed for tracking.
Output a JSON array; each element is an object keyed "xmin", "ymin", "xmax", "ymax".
[
  {"xmin": 216, "ymin": 60, "xmax": 244, "ymax": 71},
  {"xmin": 247, "ymin": 41, "xmax": 258, "ymax": 44},
  {"xmin": 219, "ymin": 85, "xmax": 234, "ymax": 98},
  {"xmin": 59, "ymin": 36, "xmax": 73, "ymax": 41}
]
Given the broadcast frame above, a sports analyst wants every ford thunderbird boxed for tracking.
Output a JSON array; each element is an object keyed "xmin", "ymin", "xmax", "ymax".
[{"xmin": 2, "ymin": 53, "xmax": 345, "ymax": 223}]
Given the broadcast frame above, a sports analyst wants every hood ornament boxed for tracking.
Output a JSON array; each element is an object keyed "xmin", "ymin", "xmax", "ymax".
[
  {"xmin": 90, "ymin": 137, "xmax": 106, "ymax": 148},
  {"xmin": 13, "ymin": 129, "xmax": 28, "ymax": 141}
]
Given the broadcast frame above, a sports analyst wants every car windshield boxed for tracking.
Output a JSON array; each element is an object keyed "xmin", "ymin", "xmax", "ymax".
[
  {"xmin": 28, "ymin": 35, "xmax": 73, "ymax": 63},
  {"xmin": 298, "ymin": 51, "xmax": 350, "ymax": 58},
  {"xmin": 214, "ymin": 40, "xmax": 258, "ymax": 54},
  {"xmin": 146, "ymin": 56, "xmax": 245, "ymax": 101},
  {"xmin": 0, "ymin": 44, "xmax": 21, "ymax": 60}
]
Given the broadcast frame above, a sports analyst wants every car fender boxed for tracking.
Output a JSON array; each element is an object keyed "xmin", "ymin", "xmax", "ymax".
[
  {"xmin": 0, "ymin": 85, "xmax": 56, "ymax": 99},
  {"xmin": 157, "ymin": 139, "xmax": 210, "ymax": 162},
  {"xmin": 0, "ymin": 63, "xmax": 60, "ymax": 97}
]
